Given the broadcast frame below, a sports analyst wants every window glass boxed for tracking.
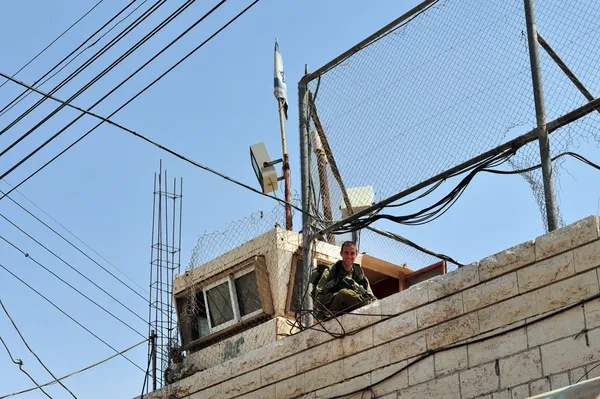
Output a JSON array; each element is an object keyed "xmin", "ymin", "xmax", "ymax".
[
  {"xmin": 235, "ymin": 271, "xmax": 261, "ymax": 316},
  {"xmin": 194, "ymin": 291, "xmax": 210, "ymax": 338},
  {"xmin": 206, "ymin": 281, "xmax": 234, "ymax": 327}
]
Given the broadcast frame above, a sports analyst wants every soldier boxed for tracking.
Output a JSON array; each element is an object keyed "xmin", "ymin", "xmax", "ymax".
[{"xmin": 315, "ymin": 241, "xmax": 376, "ymax": 314}]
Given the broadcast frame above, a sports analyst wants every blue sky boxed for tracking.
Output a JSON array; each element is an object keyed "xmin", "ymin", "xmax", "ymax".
[{"xmin": 0, "ymin": 1, "xmax": 598, "ymax": 398}]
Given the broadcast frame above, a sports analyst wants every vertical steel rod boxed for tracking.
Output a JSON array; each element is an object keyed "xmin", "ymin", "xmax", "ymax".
[
  {"xmin": 298, "ymin": 75, "xmax": 313, "ymax": 328},
  {"xmin": 523, "ymin": 0, "xmax": 559, "ymax": 231},
  {"xmin": 151, "ymin": 330, "xmax": 157, "ymax": 391}
]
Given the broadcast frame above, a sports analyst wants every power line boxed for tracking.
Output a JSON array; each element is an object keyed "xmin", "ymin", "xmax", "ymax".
[
  {"xmin": 0, "ymin": 0, "xmax": 150, "ymax": 118},
  {"xmin": 0, "ymin": 234, "xmax": 146, "ymax": 339},
  {"xmin": 0, "ymin": 261, "xmax": 145, "ymax": 372},
  {"xmin": 0, "ymin": 0, "xmax": 105, "ymax": 91},
  {"xmin": 0, "ymin": 211, "xmax": 149, "ymax": 326},
  {"xmin": 0, "ymin": 183, "xmax": 150, "ymax": 299},
  {"xmin": 0, "ymin": 338, "xmax": 148, "ymax": 399},
  {"xmin": 0, "ymin": 63, "xmax": 306, "ymax": 218},
  {"xmin": 0, "ymin": 299, "xmax": 78, "ymax": 399},
  {"xmin": 0, "ymin": 335, "xmax": 53, "ymax": 399}
]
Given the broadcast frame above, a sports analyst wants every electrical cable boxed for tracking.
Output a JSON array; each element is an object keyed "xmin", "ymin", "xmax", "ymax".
[
  {"xmin": 0, "ymin": 0, "xmax": 148, "ymax": 117},
  {"xmin": 0, "ymin": 261, "xmax": 145, "ymax": 372},
  {"xmin": 0, "ymin": 185, "xmax": 150, "ymax": 299},
  {"xmin": 0, "ymin": 338, "xmax": 148, "ymax": 399},
  {"xmin": 0, "ymin": 0, "xmax": 228, "ymax": 183},
  {"xmin": 0, "ymin": 299, "xmax": 78, "ymax": 399},
  {"xmin": 0, "ymin": 234, "xmax": 146, "ymax": 338},
  {"xmin": 0, "ymin": 335, "xmax": 53, "ymax": 399},
  {"xmin": 0, "ymin": 0, "xmax": 106, "ymax": 92},
  {"xmin": 0, "ymin": 211, "xmax": 149, "ymax": 326}
]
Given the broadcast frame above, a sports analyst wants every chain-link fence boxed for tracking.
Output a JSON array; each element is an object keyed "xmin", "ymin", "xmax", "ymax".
[{"xmin": 301, "ymin": 0, "xmax": 600, "ymax": 246}]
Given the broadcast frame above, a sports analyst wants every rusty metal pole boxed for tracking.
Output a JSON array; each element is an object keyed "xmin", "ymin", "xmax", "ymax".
[
  {"xmin": 524, "ymin": 0, "xmax": 559, "ymax": 231},
  {"xmin": 151, "ymin": 330, "xmax": 157, "ymax": 391},
  {"xmin": 278, "ymin": 100, "xmax": 293, "ymax": 231},
  {"xmin": 311, "ymin": 130, "xmax": 335, "ymax": 244}
]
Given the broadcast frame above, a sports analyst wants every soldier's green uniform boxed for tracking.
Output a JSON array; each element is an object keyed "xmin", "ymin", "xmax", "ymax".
[{"xmin": 314, "ymin": 260, "xmax": 375, "ymax": 314}]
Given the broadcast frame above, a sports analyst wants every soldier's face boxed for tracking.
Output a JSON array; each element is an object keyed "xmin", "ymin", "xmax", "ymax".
[{"xmin": 340, "ymin": 245, "xmax": 357, "ymax": 271}]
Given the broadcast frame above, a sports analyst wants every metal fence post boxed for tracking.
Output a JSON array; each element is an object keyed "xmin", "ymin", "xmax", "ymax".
[
  {"xmin": 298, "ymin": 77, "xmax": 314, "ymax": 328},
  {"xmin": 150, "ymin": 329, "xmax": 157, "ymax": 391},
  {"xmin": 523, "ymin": 0, "xmax": 559, "ymax": 231}
]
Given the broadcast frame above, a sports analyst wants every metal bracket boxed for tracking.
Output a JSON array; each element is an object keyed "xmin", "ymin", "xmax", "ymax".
[{"xmin": 263, "ymin": 158, "xmax": 283, "ymax": 168}]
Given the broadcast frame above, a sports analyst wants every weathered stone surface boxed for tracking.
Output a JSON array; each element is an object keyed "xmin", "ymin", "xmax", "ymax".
[
  {"xmin": 434, "ymin": 346, "xmax": 468, "ymax": 376},
  {"xmin": 478, "ymin": 271, "xmax": 599, "ymax": 332},
  {"xmin": 371, "ymin": 360, "xmax": 408, "ymax": 397},
  {"xmin": 499, "ymin": 349, "xmax": 542, "ymax": 388},
  {"xmin": 586, "ymin": 362, "xmax": 600, "ymax": 380},
  {"xmin": 570, "ymin": 367, "xmax": 586, "ymax": 384},
  {"xmin": 416, "ymin": 292, "xmax": 463, "ymax": 329},
  {"xmin": 222, "ymin": 369, "xmax": 261, "ymax": 398},
  {"xmin": 374, "ymin": 310, "xmax": 417, "ymax": 345},
  {"xmin": 188, "ymin": 383, "xmax": 221, "ymax": 399},
  {"xmin": 535, "ymin": 216, "xmax": 599, "ymax": 260},
  {"xmin": 517, "ymin": 251, "xmax": 574, "ymax": 293},
  {"xmin": 463, "ymin": 273, "xmax": 519, "ymax": 313},
  {"xmin": 261, "ymin": 355, "xmax": 297, "ymax": 386},
  {"xmin": 526, "ymin": 307, "xmax": 585, "ymax": 347},
  {"xmin": 303, "ymin": 360, "xmax": 343, "ymax": 391},
  {"xmin": 459, "ymin": 361, "xmax": 500, "ymax": 398},
  {"xmin": 315, "ymin": 374, "xmax": 371, "ymax": 399},
  {"xmin": 426, "ymin": 313, "xmax": 479, "ymax": 349},
  {"xmin": 574, "ymin": 239, "xmax": 600, "ymax": 273},
  {"xmin": 541, "ymin": 329, "xmax": 600, "ymax": 374},
  {"xmin": 343, "ymin": 344, "xmax": 390, "ymax": 380},
  {"xmin": 510, "ymin": 384, "xmax": 529, "ymax": 399},
  {"xmin": 341, "ymin": 326, "xmax": 374, "ymax": 357},
  {"xmin": 397, "ymin": 373, "xmax": 460, "ymax": 398},
  {"xmin": 276, "ymin": 374, "xmax": 304, "ymax": 399},
  {"xmin": 428, "ymin": 262, "xmax": 479, "ymax": 301},
  {"xmin": 389, "ymin": 331, "xmax": 427, "ymax": 363},
  {"xmin": 479, "ymin": 240, "xmax": 535, "ymax": 282},
  {"xmin": 237, "ymin": 384, "xmax": 276, "ymax": 399},
  {"xmin": 468, "ymin": 327, "xmax": 527, "ymax": 367},
  {"xmin": 341, "ymin": 301, "xmax": 384, "ymax": 331},
  {"xmin": 549, "ymin": 373, "xmax": 569, "ymax": 390},
  {"xmin": 380, "ymin": 282, "xmax": 429, "ymax": 316},
  {"xmin": 584, "ymin": 298, "xmax": 600, "ymax": 329},
  {"xmin": 297, "ymin": 341, "xmax": 337, "ymax": 373},
  {"xmin": 492, "ymin": 390, "xmax": 511, "ymax": 399},
  {"xmin": 407, "ymin": 355, "xmax": 434, "ymax": 385}
]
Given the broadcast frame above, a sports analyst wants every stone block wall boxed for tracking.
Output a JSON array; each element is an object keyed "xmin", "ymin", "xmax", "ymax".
[{"xmin": 145, "ymin": 215, "xmax": 600, "ymax": 399}]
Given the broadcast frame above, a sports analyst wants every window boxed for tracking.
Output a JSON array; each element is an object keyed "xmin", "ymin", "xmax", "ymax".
[{"xmin": 177, "ymin": 256, "xmax": 273, "ymax": 348}]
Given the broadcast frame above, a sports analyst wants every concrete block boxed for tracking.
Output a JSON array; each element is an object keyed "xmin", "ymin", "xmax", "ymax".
[
  {"xmin": 304, "ymin": 360, "xmax": 343, "ymax": 391},
  {"xmin": 492, "ymin": 390, "xmax": 511, "ymax": 399},
  {"xmin": 584, "ymin": 298, "xmax": 600, "ymax": 329},
  {"xmin": 407, "ymin": 355, "xmax": 434, "ymax": 385},
  {"xmin": 510, "ymin": 384, "xmax": 529, "ymax": 399},
  {"xmin": 586, "ymin": 362, "xmax": 600, "ymax": 380},
  {"xmin": 549, "ymin": 373, "xmax": 569, "ymax": 390},
  {"xmin": 535, "ymin": 216, "xmax": 599, "ymax": 260},
  {"xmin": 342, "ymin": 326, "xmax": 374, "ymax": 357},
  {"xmin": 261, "ymin": 355, "xmax": 297, "ymax": 386},
  {"xmin": 570, "ymin": 367, "xmax": 586, "ymax": 384},
  {"xmin": 315, "ymin": 374, "xmax": 370, "ymax": 399},
  {"xmin": 275, "ymin": 374, "xmax": 304, "ymax": 399},
  {"xmin": 478, "ymin": 271, "xmax": 599, "ymax": 332},
  {"xmin": 389, "ymin": 331, "xmax": 427, "ymax": 363},
  {"xmin": 374, "ymin": 310, "xmax": 418, "ymax": 345},
  {"xmin": 479, "ymin": 240, "xmax": 535, "ymax": 282},
  {"xmin": 343, "ymin": 344, "xmax": 390, "ymax": 380},
  {"xmin": 574, "ymin": 240, "xmax": 600, "ymax": 272},
  {"xmin": 397, "ymin": 373, "xmax": 460, "ymax": 398},
  {"xmin": 463, "ymin": 273, "xmax": 519, "ymax": 313},
  {"xmin": 499, "ymin": 349, "xmax": 542, "ymax": 388},
  {"xmin": 459, "ymin": 361, "xmax": 500, "ymax": 398},
  {"xmin": 237, "ymin": 384, "xmax": 276, "ymax": 399},
  {"xmin": 540, "ymin": 329, "xmax": 600, "ymax": 374},
  {"xmin": 371, "ymin": 360, "xmax": 408, "ymax": 397},
  {"xmin": 380, "ymin": 282, "xmax": 429, "ymax": 316},
  {"xmin": 188, "ymin": 384, "xmax": 221, "ymax": 399},
  {"xmin": 222, "ymin": 369, "xmax": 261, "ymax": 398},
  {"xmin": 417, "ymin": 292, "xmax": 463, "ymax": 329},
  {"xmin": 297, "ymin": 340, "xmax": 338, "ymax": 373},
  {"xmin": 187, "ymin": 361, "xmax": 232, "ymax": 393},
  {"xmin": 468, "ymin": 327, "xmax": 527, "ymax": 367},
  {"xmin": 526, "ymin": 306, "xmax": 585, "ymax": 347},
  {"xmin": 341, "ymin": 301, "xmax": 384, "ymax": 331},
  {"xmin": 427, "ymin": 313, "xmax": 480, "ymax": 349},
  {"xmin": 517, "ymin": 251, "xmax": 574, "ymax": 293},
  {"xmin": 428, "ymin": 262, "xmax": 479, "ymax": 301},
  {"xmin": 434, "ymin": 346, "xmax": 468, "ymax": 376}
]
